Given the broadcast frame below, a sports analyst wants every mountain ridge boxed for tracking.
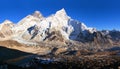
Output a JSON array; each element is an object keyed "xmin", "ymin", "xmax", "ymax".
[{"xmin": 0, "ymin": 9, "xmax": 120, "ymax": 46}]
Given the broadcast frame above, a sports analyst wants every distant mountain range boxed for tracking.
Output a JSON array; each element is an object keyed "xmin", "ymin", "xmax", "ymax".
[{"xmin": 0, "ymin": 8, "xmax": 120, "ymax": 46}]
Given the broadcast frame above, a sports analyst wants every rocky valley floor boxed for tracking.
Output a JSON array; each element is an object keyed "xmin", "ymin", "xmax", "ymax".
[{"xmin": 0, "ymin": 40, "xmax": 120, "ymax": 69}]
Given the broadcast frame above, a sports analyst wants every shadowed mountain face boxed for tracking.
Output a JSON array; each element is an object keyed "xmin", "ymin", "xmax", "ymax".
[
  {"xmin": 0, "ymin": 45, "xmax": 42, "ymax": 69},
  {"xmin": 109, "ymin": 30, "xmax": 120, "ymax": 41}
]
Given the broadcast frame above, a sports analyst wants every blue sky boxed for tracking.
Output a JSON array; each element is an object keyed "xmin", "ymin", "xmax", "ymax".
[{"xmin": 0, "ymin": 0, "xmax": 120, "ymax": 30}]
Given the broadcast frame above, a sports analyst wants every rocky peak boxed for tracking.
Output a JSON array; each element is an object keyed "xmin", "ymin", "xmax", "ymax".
[
  {"xmin": 0, "ymin": 20, "xmax": 14, "ymax": 30},
  {"xmin": 80, "ymin": 23, "xmax": 88, "ymax": 31},
  {"xmin": 2, "ymin": 20, "xmax": 14, "ymax": 25},
  {"xmin": 32, "ymin": 11, "xmax": 44, "ymax": 19},
  {"xmin": 55, "ymin": 8, "xmax": 66, "ymax": 15},
  {"xmin": 55, "ymin": 8, "xmax": 70, "ymax": 20},
  {"xmin": 0, "ymin": 20, "xmax": 15, "ymax": 39}
]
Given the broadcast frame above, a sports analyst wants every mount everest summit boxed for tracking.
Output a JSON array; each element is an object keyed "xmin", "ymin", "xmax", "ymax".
[{"xmin": 0, "ymin": 9, "xmax": 120, "ymax": 45}]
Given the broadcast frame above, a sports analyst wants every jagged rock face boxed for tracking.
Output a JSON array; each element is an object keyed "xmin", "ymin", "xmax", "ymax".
[
  {"xmin": 0, "ymin": 20, "xmax": 14, "ymax": 39},
  {"xmin": 69, "ymin": 19, "xmax": 96, "ymax": 40},
  {"xmin": 101, "ymin": 30, "xmax": 120, "ymax": 45},
  {"xmin": 32, "ymin": 11, "xmax": 44, "ymax": 19},
  {"xmin": 109, "ymin": 30, "xmax": 120, "ymax": 41},
  {"xmin": 92, "ymin": 31, "xmax": 113, "ymax": 45},
  {"xmin": 76, "ymin": 30, "xmax": 94, "ymax": 42},
  {"xmin": 75, "ymin": 30, "xmax": 113, "ymax": 46}
]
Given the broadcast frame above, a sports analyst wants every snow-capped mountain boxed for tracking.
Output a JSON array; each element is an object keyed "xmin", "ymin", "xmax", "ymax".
[
  {"xmin": 0, "ymin": 8, "xmax": 119, "ymax": 45},
  {"xmin": 0, "ymin": 20, "xmax": 15, "ymax": 40},
  {"xmin": 14, "ymin": 8, "xmax": 96, "ymax": 42}
]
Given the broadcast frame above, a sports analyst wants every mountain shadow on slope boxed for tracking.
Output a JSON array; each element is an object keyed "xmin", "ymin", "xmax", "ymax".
[{"xmin": 0, "ymin": 46, "xmax": 35, "ymax": 69}]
